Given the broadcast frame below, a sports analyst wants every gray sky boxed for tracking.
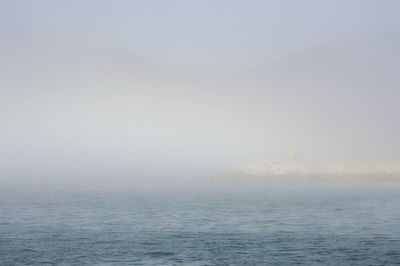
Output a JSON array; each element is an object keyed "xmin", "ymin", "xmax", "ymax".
[{"xmin": 1, "ymin": 0, "xmax": 400, "ymax": 189}]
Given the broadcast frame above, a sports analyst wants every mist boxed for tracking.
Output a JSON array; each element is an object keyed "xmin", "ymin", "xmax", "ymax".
[{"xmin": 1, "ymin": 0, "xmax": 400, "ymax": 191}]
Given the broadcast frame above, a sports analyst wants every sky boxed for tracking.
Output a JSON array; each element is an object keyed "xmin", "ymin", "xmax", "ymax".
[{"xmin": 1, "ymin": 0, "xmax": 400, "ymax": 190}]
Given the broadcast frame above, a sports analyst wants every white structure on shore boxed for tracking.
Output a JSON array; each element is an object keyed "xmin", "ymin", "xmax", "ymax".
[
  {"xmin": 224, "ymin": 160, "xmax": 400, "ymax": 181},
  {"xmin": 222, "ymin": 143, "xmax": 400, "ymax": 181}
]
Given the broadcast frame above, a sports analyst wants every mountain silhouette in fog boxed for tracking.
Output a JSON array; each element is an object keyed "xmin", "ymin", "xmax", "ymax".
[
  {"xmin": 1, "ymin": 27, "xmax": 400, "ymax": 189},
  {"xmin": 244, "ymin": 32, "xmax": 400, "ymax": 162}
]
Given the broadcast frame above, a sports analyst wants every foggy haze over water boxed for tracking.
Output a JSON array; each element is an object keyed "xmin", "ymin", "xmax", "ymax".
[
  {"xmin": 3, "ymin": 2, "xmax": 400, "ymax": 265},
  {"xmin": 1, "ymin": 0, "xmax": 400, "ymax": 190}
]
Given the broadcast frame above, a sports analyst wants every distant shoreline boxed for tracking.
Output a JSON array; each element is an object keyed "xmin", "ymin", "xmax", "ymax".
[{"xmin": 221, "ymin": 160, "xmax": 400, "ymax": 182}]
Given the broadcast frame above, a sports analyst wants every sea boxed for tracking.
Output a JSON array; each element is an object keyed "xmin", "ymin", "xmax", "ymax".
[{"xmin": 1, "ymin": 182, "xmax": 400, "ymax": 265}]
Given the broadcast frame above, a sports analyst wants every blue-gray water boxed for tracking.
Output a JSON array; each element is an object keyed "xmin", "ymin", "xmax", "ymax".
[{"xmin": 1, "ymin": 184, "xmax": 400, "ymax": 265}]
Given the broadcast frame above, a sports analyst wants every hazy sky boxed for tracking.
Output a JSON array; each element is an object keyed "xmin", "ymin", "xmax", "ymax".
[{"xmin": 1, "ymin": 0, "xmax": 400, "ymax": 189}]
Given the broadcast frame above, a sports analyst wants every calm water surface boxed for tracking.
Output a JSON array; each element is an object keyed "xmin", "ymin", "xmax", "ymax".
[{"xmin": 1, "ymin": 184, "xmax": 400, "ymax": 265}]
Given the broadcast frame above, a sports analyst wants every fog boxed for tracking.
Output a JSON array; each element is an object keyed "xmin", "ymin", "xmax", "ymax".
[{"xmin": 1, "ymin": 0, "xmax": 400, "ymax": 190}]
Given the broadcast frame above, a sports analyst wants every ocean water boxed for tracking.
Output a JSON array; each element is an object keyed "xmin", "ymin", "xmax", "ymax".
[{"xmin": 1, "ymin": 184, "xmax": 400, "ymax": 265}]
